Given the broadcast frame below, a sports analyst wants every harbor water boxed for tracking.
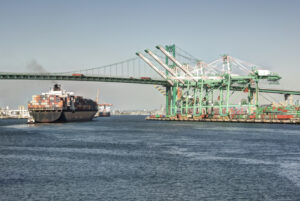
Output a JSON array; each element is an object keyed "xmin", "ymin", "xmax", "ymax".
[{"xmin": 0, "ymin": 116, "xmax": 300, "ymax": 200}]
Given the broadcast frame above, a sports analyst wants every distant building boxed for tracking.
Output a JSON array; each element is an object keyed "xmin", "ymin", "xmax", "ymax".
[{"xmin": 0, "ymin": 105, "xmax": 30, "ymax": 119}]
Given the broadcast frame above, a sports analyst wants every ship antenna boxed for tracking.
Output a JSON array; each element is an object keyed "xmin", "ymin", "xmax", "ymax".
[{"xmin": 96, "ymin": 89, "xmax": 100, "ymax": 104}]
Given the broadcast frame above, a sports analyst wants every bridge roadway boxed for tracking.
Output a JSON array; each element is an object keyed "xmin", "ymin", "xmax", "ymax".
[
  {"xmin": 0, "ymin": 73, "xmax": 168, "ymax": 86},
  {"xmin": 1, "ymin": 72, "xmax": 300, "ymax": 95}
]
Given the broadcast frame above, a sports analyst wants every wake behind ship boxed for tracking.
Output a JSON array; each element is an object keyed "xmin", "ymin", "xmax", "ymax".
[{"xmin": 28, "ymin": 84, "xmax": 98, "ymax": 123}]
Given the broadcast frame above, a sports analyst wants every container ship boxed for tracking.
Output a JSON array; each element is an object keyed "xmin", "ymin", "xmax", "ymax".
[{"xmin": 28, "ymin": 84, "xmax": 98, "ymax": 123}]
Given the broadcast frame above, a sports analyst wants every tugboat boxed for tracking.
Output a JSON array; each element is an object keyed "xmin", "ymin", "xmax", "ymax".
[
  {"xmin": 94, "ymin": 89, "xmax": 112, "ymax": 117},
  {"xmin": 95, "ymin": 104, "xmax": 112, "ymax": 117}
]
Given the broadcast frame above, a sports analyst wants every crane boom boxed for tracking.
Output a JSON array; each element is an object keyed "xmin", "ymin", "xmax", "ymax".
[
  {"xmin": 136, "ymin": 52, "xmax": 174, "ymax": 86},
  {"xmin": 156, "ymin": 45, "xmax": 197, "ymax": 82},
  {"xmin": 145, "ymin": 49, "xmax": 185, "ymax": 85}
]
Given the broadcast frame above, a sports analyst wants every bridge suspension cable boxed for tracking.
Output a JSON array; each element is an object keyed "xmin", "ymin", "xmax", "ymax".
[{"xmin": 54, "ymin": 57, "xmax": 163, "ymax": 80}]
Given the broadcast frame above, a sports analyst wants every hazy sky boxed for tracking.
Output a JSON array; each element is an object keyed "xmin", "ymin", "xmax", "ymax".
[{"xmin": 0, "ymin": 0, "xmax": 300, "ymax": 109}]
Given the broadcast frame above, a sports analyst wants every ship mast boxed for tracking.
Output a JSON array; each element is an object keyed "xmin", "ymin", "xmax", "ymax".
[{"xmin": 96, "ymin": 89, "xmax": 100, "ymax": 104}]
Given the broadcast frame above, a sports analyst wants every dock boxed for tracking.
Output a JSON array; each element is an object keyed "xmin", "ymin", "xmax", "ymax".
[{"xmin": 146, "ymin": 116, "xmax": 300, "ymax": 124}]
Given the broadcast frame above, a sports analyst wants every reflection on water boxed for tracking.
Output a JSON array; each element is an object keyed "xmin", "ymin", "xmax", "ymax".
[{"xmin": 0, "ymin": 116, "xmax": 300, "ymax": 200}]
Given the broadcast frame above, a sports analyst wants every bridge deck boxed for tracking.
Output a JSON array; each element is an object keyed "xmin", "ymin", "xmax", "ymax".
[
  {"xmin": 0, "ymin": 73, "xmax": 168, "ymax": 86},
  {"xmin": 1, "ymin": 73, "xmax": 300, "ymax": 95}
]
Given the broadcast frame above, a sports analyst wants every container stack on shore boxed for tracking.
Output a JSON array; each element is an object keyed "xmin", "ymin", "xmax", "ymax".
[{"xmin": 147, "ymin": 105, "xmax": 300, "ymax": 124}]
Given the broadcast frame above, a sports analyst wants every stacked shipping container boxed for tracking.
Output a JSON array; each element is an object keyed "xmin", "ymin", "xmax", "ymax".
[{"xmin": 28, "ymin": 95, "xmax": 63, "ymax": 110}]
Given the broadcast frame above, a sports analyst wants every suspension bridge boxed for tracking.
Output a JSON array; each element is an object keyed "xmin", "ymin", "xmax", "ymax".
[
  {"xmin": 0, "ymin": 45, "xmax": 200, "ymax": 85},
  {"xmin": 1, "ymin": 44, "xmax": 300, "ymax": 122}
]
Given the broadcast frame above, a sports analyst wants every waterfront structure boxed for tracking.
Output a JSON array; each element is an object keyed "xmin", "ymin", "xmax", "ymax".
[
  {"xmin": 0, "ymin": 106, "xmax": 30, "ymax": 119},
  {"xmin": 137, "ymin": 45, "xmax": 300, "ymax": 123}
]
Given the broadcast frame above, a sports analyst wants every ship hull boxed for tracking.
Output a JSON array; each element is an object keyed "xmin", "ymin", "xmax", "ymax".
[
  {"xmin": 30, "ymin": 110, "xmax": 62, "ymax": 123},
  {"xmin": 99, "ymin": 112, "xmax": 111, "ymax": 117},
  {"xmin": 30, "ymin": 110, "xmax": 97, "ymax": 123},
  {"xmin": 60, "ymin": 111, "xmax": 97, "ymax": 122}
]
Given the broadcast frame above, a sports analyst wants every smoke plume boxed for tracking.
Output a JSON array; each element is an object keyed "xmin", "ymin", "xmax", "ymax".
[{"xmin": 26, "ymin": 59, "xmax": 47, "ymax": 73}]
